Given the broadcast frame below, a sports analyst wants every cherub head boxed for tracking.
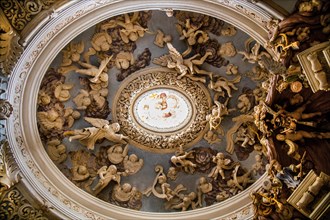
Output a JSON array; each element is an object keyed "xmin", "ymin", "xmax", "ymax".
[
  {"xmin": 129, "ymin": 154, "xmax": 138, "ymax": 162},
  {"xmin": 199, "ymin": 176, "xmax": 207, "ymax": 184},
  {"xmin": 77, "ymin": 165, "xmax": 88, "ymax": 175},
  {"xmin": 216, "ymin": 152, "xmax": 225, "ymax": 159},
  {"xmin": 111, "ymin": 123, "xmax": 121, "ymax": 132},
  {"xmin": 122, "ymin": 183, "xmax": 132, "ymax": 193},
  {"xmin": 108, "ymin": 165, "xmax": 118, "ymax": 173}
]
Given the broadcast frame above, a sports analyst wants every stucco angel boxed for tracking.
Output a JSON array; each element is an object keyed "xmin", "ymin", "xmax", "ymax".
[
  {"xmin": 107, "ymin": 144, "xmax": 128, "ymax": 164},
  {"xmin": 63, "ymin": 117, "xmax": 129, "ymax": 150},
  {"xmin": 92, "ymin": 165, "xmax": 125, "ymax": 195},
  {"xmin": 123, "ymin": 154, "xmax": 144, "ymax": 175},
  {"xmin": 110, "ymin": 12, "xmax": 147, "ymax": 43},
  {"xmin": 238, "ymin": 38, "xmax": 270, "ymax": 64},
  {"xmin": 76, "ymin": 56, "xmax": 112, "ymax": 83},
  {"xmin": 46, "ymin": 139, "xmax": 67, "ymax": 164},
  {"xmin": 208, "ymin": 75, "xmax": 241, "ymax": 97},
  {"xmin": 153, "ymin": 42, "xmax": 213, "ymax": 83},
  {"xmin": 37, "ymin": 109, "xmax": 64, "ymax": 132},
  {"xmin": 177, "ymin": 19, "xmax": 209, "ymax": 46},
  {"xmin": 61, "ymin": 41, "xmax": 84, "ymax": 67},
  {"xmin": 208, "ymin": 152, "xmax": 238, "ymax": 180}
]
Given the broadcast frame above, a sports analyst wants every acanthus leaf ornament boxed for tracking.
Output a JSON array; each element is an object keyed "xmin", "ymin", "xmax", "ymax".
[{"xmin": 0, "ymin": 140, "xmax": 20, "ymax": 193}]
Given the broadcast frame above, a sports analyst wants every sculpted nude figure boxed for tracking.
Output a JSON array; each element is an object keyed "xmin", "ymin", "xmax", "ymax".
[
  {"xmin": 154, "ymin": 29, "xmax": 172, "ymax": 48},
  {"xmin": 237, "ymin": 93, "xmax": 252, "ymax": 113},
  {"xmin": 37, "ymin": 109, "xmax": 64, "ymax": 132},
  {"xmin": 46, "ymin": 139, "xmax": 67, "ymax": 164},
  {"xmin": 54, "ymin": 83, "xmax": 74, "ymax": 102},
  {"xmin": 179, "ymin": 19, "xmax": 209, "ymax": 46},
  {"xmin": 117, "ymin": 12, "xmax": 148, "ymax": 43},
  {"xmin": 73, "ymin": 89, "xmax": 91, "ymax": 110},
  {"xmin": 76, "ymin": 56, "xmax": 112, "ymax": 83},
  {"xmin": 171, "ymin": 150, "xmax": 197, "ymax": 174},
  {"xmin": 204, "ymin": 130, "xmax": 221, "ymax": 144},
  {"xmin": 170, "ymin": 192, "xmax": 197, "ymax": 211},
  {"xmin": 92, "ymin": 165, "xmax": 123, "ymax": 195},
  {"xmin": 153, "ymin": 43, "xmax": 213, "ymax": 83},
  {"xmin": 112, "ymin": 183, "xmax": 138, "ymax": 203},
  {"xmin": 197, "ymin": 177, "xmax": 212, "ymax": 207},
  {"xmin": 107, "ymin": 144, "xmax": 128, "ymax": 164},
  {"xmin": 89, "ymin": 88, "xmax": 108, "ymax": 109},
  {"xmin": 115, "ymin": 51, "xmax": 135, "ymax": 70},
  {"xmin": 63, "ymin": 107, "xmax": 81, "ymax": 128},
  {"xmin": 123, "ymin": 154, "xmax": 144, "ymax": 175},
  {"xmin": 205, "ymin": 100, "xmax": 233, "ymax": 131},
  {"xmin": 63, "ymin": 117, "xmax": 129, "ymax": 150},
  {"xmin": 71, "ymin": 165, "xmax": 90, "ymax": 182},
  {"xmin": 238, "ymin": 39, "xmax": 270, "ymax": 64},
  {"xmin": 208, "ymin": 76, "xmax": 241, "ymax": 97},
  {"xmin": 208, "ymin": 152, "xmax": 237, "ymax": 180}
]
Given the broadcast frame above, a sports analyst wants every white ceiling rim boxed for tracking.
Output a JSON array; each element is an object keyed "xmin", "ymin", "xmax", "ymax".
[{"xmin": 6, "ymin": 0, "xmax": 272, "ymax": 219}]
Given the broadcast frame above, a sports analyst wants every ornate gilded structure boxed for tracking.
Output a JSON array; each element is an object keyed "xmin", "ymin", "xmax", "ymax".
[
  {"xmin": 0, "ymin": 12, "xmax": 23, "ymax": 76},
  {"xmin": 113, "ymin": 68, "xmax": 211, "ymax": 153},
  {"xmin": 0, "ymin": 186, "xmax": 48, "ymax": 220},
  {"xmin": 1, "ymin": 0, "xmax": 329, "ymax": 219},
  {"xmin": 0, "ymin": 0, "xmax": 57, "ymax": 32}
]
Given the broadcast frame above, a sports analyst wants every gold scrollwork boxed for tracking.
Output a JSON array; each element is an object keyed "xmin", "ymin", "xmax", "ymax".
[
  {"xmin": 0, "ymin": 0, "xmax": 56, "ymax": 31},
  {"xmin": 0, "ymin": 18, "xmax": 23, "ymax": 76},
  {"xmin": 0, "ymin": 187, "xmax": 48, "ymax": 220},
  {"xmin": 113, "ymin": 67, "xmax": 212, "ymax": 153}
]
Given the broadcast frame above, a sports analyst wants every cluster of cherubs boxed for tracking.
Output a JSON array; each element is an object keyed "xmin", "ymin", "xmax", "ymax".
[{"xmin": 142, "ymin": 145, "xmax": 261, "ymax": 211}]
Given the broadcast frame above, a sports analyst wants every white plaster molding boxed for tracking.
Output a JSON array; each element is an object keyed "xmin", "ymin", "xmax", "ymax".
[{"xmin": 6, "ymin": 0, "xmax": 273, "ymax": 219}]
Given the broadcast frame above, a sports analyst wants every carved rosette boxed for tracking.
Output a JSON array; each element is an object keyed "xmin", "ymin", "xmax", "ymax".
[
  {"xmin": 0, "ymin": 99, "xmax": 13, "ymax": 120},
  {"xmin": 113, "ymin": 67, "xmax": 211, "ymax": 153}
]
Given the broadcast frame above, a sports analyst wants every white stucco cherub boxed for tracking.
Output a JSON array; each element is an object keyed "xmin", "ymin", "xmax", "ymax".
[{"xmin": 63, "ymin": 117, "xmax": 129, "ymax": 150}]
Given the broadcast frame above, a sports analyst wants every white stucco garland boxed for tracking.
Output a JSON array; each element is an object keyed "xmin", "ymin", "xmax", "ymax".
[{"xmin": 6, "ymin": 0, "xmax": 275, "ymax": 219}]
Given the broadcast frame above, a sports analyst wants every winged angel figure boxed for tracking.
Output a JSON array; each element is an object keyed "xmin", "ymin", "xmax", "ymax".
[
  {"xmin": 63, "ymin": 117, "xmax": 129, "ymax": 150},
  {"xmin": 153, "ymin": 42, "xmax": 213, "ymax": 83}
]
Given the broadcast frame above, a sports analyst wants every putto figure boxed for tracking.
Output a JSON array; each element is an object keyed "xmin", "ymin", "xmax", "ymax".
[{"xmin": 64, "ymin": 117, "xmax": 129, "ymax": 150}]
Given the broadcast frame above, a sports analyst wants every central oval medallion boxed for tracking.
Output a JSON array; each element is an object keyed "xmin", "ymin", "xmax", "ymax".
[
  {"xmin": 132, "ymin": 88, "xmax": 193, "ymax": 133},
  {"xmin": 112, "ymin": 67, "xmax": 211, "ymax": 153}
]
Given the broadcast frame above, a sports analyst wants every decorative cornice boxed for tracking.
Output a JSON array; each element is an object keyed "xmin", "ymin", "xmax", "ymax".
[{"xmin": 0, "ymin": 100, "xmax": 13, "ymax": 120}]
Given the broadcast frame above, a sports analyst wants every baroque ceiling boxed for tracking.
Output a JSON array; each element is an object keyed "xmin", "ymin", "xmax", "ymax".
[{"xmin": 0, "ymin": 1, "xmax": 329, "ymax": 219}]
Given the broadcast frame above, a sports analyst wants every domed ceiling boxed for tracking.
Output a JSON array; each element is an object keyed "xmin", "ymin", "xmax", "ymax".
[
  {"xmin": 1, "ymin": 1, "xmax": 330, "ymax": 219},
  {"xmin": 37, "ymin": 9, "xmax": 266, "ymax": 212}
]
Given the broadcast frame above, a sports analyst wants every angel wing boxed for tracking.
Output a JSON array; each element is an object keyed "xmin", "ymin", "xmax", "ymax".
[
  {"xmin": 97, "ymin": 165, "xmax": 108, "ymax": 174},
  {"xmin": 76, "ymin": 41, "xmax": 85, "ymax": 54},
  {"xmin": 37, "ymin": 112, "xmax": 63, "ymax": 130},
  {"xmin": 84, "ymin": 117, "xmax": 109, "ymax": 128},
  {"xmin": 152, "ymin": 54, "xmax": 172, "ymax": 67},
  {"xmin": 166, "ymin": 42, "xmax": 183, "ymax": 63},
  {"xmin": 224, "ymin": 158, "xmax": 231, "ymax": 166}
]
